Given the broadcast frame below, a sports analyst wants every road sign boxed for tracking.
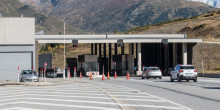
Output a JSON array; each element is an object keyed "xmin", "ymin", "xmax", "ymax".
[{"xmin": 44, "ymin": 62, "xmax": 47, "ymax": 66}]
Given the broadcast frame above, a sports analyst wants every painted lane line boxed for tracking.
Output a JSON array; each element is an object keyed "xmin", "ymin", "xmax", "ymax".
[
  {"xmin": 24, "ymin": 91, "xmax": 106, "ymax": 96},
  {"xmin": 124, "ymin": 86, "xmax": 193, "ymax": 110},
  {"xmin": 16, "ymin": 89, "xmax": 102, "ymax": 93},
  {"xmin": 25, "ymin": 97, "xmax": 166, "ymax": 104},
  {"xmin": 23, "ymin": 94, "xmax": 163, "ymax": 102},
  {"xmin": 1, "ymin": 107, "xmax": 44, "ymax": 110},
  {"xmin": 2, "ymin": 101, "xmax": 121, "ymax": 110},
  {"xmin": 25, "ymin": 94, "xmax": 112, "ymax": 100}
]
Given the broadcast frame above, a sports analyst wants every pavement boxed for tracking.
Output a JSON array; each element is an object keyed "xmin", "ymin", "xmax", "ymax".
[
  {"xmin": 0, "ymin": 76, "xmax": 220, "ymax": 110},
  {"xmin": 0, "ymin": 77, "xmax": 191, "ymax": 110}
]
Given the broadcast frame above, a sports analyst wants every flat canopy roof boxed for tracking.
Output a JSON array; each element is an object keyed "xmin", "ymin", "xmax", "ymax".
[{"xmin": 35, "ymin": 34, "xmax": 202, "ymax": 43}]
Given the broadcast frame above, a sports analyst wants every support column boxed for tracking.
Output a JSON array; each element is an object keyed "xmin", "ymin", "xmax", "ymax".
[
  {"xmin": 182, "ymin": 43, "xmax": 187, "ymax": 65},
  {"xmin": 115, "ymin": 43, "xmax": 117, "ymax": 55},
  {"xmin": 104, "ymin": 43, "xmax": 107, "ymax": 75},
  {"xmin": 136, "ymin": 43, "xmax": 142, "ymax": 76},
  {"xmin": 91, "ymin": 43, "xmax": 93, "ymax": 55},
  {"xmin": 164, "ymin": 45, "xmax": 168, "ymax": 74},
  {"xmin": 173, "ymin": 43, "xmax": 177, "ymax": 67},
  {"xmin": 109, "ymin": 43, "xmax": 112, "ymax": 74},
  {"xmin": 95, "ymin": 43, "xmax": 97, "ymax": 55},
  {"xmin": 99, "ymin": 43, "xmax": 102, "ymax": 57},
  {"xmin": 128, "ymin": 43, "xmax": 133, "ymax": 76},
  {"xmin": 121, "ymin": 43, "xmax": 124, "ymax": 55}
]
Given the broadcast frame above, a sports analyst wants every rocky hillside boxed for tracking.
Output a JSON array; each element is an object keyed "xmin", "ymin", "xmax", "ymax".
[
  {"xmin": 187, "ymin": 0, "xmax": 220, "ymax": 8},
  {"xmin": 126, "ymin": 10, "xmax": 220, "ymax": 41},
  {"xmin": 0, "ymin": 0, "xmax": 84, "ymax": 34},
  {"xmin": 21, "ymin": 0, "xmax": 215, "ymax": 33}
]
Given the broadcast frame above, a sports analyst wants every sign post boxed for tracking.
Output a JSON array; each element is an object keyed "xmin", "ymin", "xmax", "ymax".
[
  {"xmin": 18, "ymin": 66, "xmax": 20, "ymax": 83},
  {"xmin": 44, "ymin": 62, "xmax": 47, "ymax": 82},
  {"xmin": 54, "ymin": 67, "xmax": 55, "ymax": 79},
  {"xmin": 74, "ymin": 67, "xmax": 76, "ymax": 80},
  {"xmin": 32, "ymin": 66, "xmax": 34, "ymax": 82}
]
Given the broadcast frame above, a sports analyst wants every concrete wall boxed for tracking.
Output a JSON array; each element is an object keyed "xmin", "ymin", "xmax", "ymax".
[{"xmin": 0, "ymin": 18, "xmax": 35, "ymax": 45}]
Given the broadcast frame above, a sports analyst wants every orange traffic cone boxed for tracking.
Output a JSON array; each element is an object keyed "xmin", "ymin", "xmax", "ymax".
[
  {"xmin": 127, "ymin": 71, "xmax": 130, "ymax": 80},
  {"xmin": 107, "ymin": 72, "xmax": 110, "ymax": 80},
  {"xmin": 90, "ymin": 73, "xmax": 92, "ymax": 80},
  {"xmin": 102, "ymin": 74, "xmax": 105, "ymax": 80},
  {"xmin": 80, "ymin": 72, "xmax": 82, "ymax": 78},
  {"xmin": 114, "ymin": 71, "xmax": 117, "ymax": 79},
  {"xmin": 69, "ymin": 71, "xmax": 71, "ymax": 78}
]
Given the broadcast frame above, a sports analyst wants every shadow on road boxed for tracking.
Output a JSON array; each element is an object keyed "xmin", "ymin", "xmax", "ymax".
[{"xmin": 203, "ymin": 87, "xmax": 220, "ymax": 90}]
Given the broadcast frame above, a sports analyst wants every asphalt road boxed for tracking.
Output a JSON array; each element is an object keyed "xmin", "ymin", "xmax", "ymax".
[
  {"xmin": 0, "ymin": 76, "xmax": 219, "ymax": 110},
  {"xmin": 100, "ymin": 76, "xmax": 220, "ymax": 110}
]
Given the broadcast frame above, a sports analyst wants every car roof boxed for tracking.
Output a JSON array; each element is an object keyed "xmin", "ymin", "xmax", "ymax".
[{"xmin": 180, "ymin": 65, "xmax": 194, "ymax": 66}]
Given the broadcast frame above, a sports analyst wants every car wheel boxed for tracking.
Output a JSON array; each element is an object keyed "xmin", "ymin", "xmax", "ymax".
[
  {"xmin": 154, "ymin": 77, "xmax": 156, "ymax": 79},
  {"xmin": 170, "ymin": 76, "xmax": 174, "ymax": 82},
  {"xmin": 177, "ymin": 75, "xmax": 181, "ymax": 82},
  {"xmin": 194, "ymin": 78, "xmax": 197, "ymax": 82},
  {"xmin": 142, "ymin": 77, "xmax": 144, "ymax": 79},
  {"xmin": 186, "ymin": 80, "xmax": 189, "ymax": 82},
  {"xmin": 146, "ymin": 77, "xmax": 149, "ymax": 79},
  {"xmin": 159, "ymin": 77, "xmax": 162, "ymax": 79}
]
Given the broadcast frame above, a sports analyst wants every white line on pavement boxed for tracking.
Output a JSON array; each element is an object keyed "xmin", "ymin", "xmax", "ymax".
[
  {"xmin": 1, "ymin": 107, "xmax": 44, "ymax": 110},
  {"xmin": 0, "ymin": 101, "xmax": 121, "ymax": 110}
]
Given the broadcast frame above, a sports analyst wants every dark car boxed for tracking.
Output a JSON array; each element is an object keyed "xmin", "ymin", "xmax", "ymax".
[{"xmin": 46, "ymin": 69, "xmax": 57, "ymax": 78}]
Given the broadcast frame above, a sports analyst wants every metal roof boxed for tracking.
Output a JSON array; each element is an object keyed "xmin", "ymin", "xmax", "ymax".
[{"xmin": 35, "ymin": 34, "xmax": 202, "ymax": 43}]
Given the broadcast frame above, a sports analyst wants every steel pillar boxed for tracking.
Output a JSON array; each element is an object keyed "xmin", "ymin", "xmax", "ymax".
[
  {"xmin": 95, "ymin": 43, "xmax": 97, "ymax": 55},
  {"xmin": 91, "ymin": 43, "xmax": 93, "ymax": 55},
  {"xmin": 182, "ymin": 43, "xmax": 187, "ymax": 65},
  {"xmin": 173, "ymin": 43, "xmax": 177, "ymax": 67},
  {"xmin": 136, "ymin": 43, "xmax": 142, "ymax": 75}
]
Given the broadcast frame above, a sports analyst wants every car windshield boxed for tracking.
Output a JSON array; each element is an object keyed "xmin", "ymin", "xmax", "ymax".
[
  {"xmin": 149, "ymin": 68, "xmax": 160, "ymax": 70},
  {"xmin": 180, "ymin": 66, "xmax": 194, "ymax": 69},
  {"xmin": 23, "ymin": 70, "xmax": 36, "ymax": 74},
  {"xmin": 46, "ymin": 69, "xmax": 54, "ymax": 72}
]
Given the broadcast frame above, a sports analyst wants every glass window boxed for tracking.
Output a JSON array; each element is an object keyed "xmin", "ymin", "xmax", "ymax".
[{"xmin": 180, "ymin": 66, "xmax": 195, "ymax": 69}]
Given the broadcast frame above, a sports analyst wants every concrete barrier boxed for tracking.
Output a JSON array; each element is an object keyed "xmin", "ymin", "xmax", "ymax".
[{"xmin": 198, "ymin": 73, "xmax": 220, "ymax": 78}]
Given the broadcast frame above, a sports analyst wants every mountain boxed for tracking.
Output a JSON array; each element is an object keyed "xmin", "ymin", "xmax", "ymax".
[
  {"xmin": 0, "ymin": 0, "xmax": 84, "ymax": 34},
  {"xmin": 187, "ymin": 0, "xmax": 220, "ymax": 8},
  {"xmin": 20, "ymin": 0, "xmax": 216, "ymax": 33},
  {"xmin": 125, "ymin": 10, "xmax": 220, "ymax": 41}
]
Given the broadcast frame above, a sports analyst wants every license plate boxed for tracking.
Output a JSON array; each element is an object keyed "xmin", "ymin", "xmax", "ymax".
[{"xmin": 186, "ymin": 73, "xmax": 192, "ymax": 76}]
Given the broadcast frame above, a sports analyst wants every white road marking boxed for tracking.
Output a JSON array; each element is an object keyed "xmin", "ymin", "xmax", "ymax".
[
  {"xmin": 1, "ymin": 107, "xmax": 44, "ymax": 110},
  {"xmin": 25, "ymin": 97, "xmax": 166, "ymax": 103},
  {"xmin": 0, "ymin": 102, "xmax": 121, "ymax": 110}
]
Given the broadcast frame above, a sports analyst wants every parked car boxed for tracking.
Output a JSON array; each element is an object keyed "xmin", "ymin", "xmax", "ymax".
[
  {"xmin": 46, "ymin": 69, "xmax": 57, "ymax": 78},
  {"xmin": 170, "ymin": 64, "xmax": 198, "ymax": 82},
  {"xmin": 142, "ymin": 67, "xmax": 162, "ymax": 79},
  {"xmin": 20, "ymin": 70, "xmax": 39, "ymax": 82}
]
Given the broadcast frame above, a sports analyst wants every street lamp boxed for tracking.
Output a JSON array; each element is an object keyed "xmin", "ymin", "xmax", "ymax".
[{"xmin": 63, "ymin": 17, "xmax": 66, "ymax": 79}]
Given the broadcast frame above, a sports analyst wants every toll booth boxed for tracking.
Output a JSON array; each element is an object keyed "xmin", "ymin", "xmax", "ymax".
[
  {"xmin": 113, "ymin": 54, "xmax": 134, "ymax": 76},
  {"xmin": 98, "ymin": 57, "xmax": 108, "ymax": 75},
  {"xmin": 66, "ymin": 58, "xmax": 77, "ymax": 77},
  {"xmin": 78, "ymin": 55, "xmax": 99, "ymax": 76}
]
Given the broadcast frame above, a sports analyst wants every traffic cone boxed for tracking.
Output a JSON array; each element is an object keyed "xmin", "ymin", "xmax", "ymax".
[
  {"xmin": 69, "ymin": 71, "xmax": 71, "ymax": 78},
  {"xmin": 102, "ymin": 74, "xmax": 105, "ymax": 80},
  {"xmin": 80, "ymin": 72, "xmax": 82, "ymax": 78},
  {"xmin": 114, "ymin": 71, "xmax": 117, "ymax": 79},
  {"xmin": 107, "ymin": 72, "xmax": 110, "ymax": 80},
  {"xmin": 90, "ymin": 73, "xmax": 92, "ymax": 80},
  {"xmin": 127, "ymin": 71, "xmax": 130, "ymax": 80}
]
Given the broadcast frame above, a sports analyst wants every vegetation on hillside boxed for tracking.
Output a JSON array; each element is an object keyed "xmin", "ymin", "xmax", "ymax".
[
  {"xmin": 125, "ymin": 10, "xmax": 220, "ymax": 41},
  {"xmin": 24, "ymin": 0, "xmax": 215, "ymax": 33},
  {"xmin": 0, "ymin": 0, "xmax": 84, "ymax": 34}
]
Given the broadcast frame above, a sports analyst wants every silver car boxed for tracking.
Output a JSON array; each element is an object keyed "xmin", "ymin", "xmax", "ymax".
[
  {"xmin": 170, "ymin": 65, "xmax": 198, "ymax": 82},
  {"xmin": 20, "ymin": 70, "xmax": 39, "ymax": 82},
  {"xmin": 142, "ymin": 67, "xmax": 162, "ymax": 79}
]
